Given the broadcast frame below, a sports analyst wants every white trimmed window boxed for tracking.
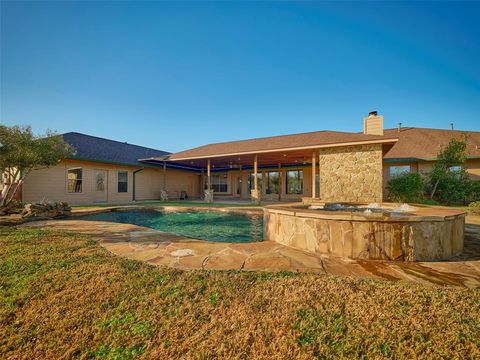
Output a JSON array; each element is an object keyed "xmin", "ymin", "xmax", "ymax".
[
  {"xmin": 448, "ymin": 166, "xmax": 462, "ymax": 173},
  {"xmin": 67, "ymin": 168, "xmax": 83, "ymax": 193},
  {"xmin": 211, "ymin": 173, "xmax": 228, "ymax": 193},
  {"xmin": 117, "ymin": 171, "xmax": 128, "ymax": 193},
  {"xmin": 389, "ymin": 165, "xmax": 411, "ymax": 178}
]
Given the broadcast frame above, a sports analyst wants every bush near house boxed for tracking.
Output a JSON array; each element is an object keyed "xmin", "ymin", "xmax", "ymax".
[
  {"xmin": 387, "ymin": 173, "xmax": 425, "ymax": 203},
  {"xmin": 432, "ymin": 171, "xmax": 472, "ymax": 205},
  {"xmin": 387, "ymin": 136, "xmax": 479, "ymax": 205},
  {"xmin": 468, "ymin": 181, "xmax": 480, "ymax": 202}
]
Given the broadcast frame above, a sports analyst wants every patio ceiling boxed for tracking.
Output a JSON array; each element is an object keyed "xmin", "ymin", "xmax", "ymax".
[{"xmin": 173, "ymin": 148, "xmax": 318, "ymax": 169}]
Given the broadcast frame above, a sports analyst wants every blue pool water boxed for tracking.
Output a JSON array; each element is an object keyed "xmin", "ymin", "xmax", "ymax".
[{"xmin": 77, "ymin": 210, "xmax": 264, "ymax": 243}]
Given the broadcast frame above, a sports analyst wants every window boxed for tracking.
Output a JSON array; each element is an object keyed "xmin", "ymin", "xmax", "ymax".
[
  {"xmin": 211, "ymin": 173, "xmax": 228, "ymax": 193},
  {"xmin": 389, "ymin": 165, "xmax": 411, "ymax": 178},
  {"xmin": 96, "ymin": 172, "xmax": 105, "ymax": 191},
  {"xmin": 67, "ymin": 168, "xmax": 82, "ymax": 193},
  {"xmin": 265, "ymin": 171, "xmax": 279, "ymax": 194},
  {"xmin": 286, "ymin": 170, "xmax": 303, "ymax": 194},
  {"xmin": 248, "ymin": 173, "xmax": 263, "ymax": 192},
  {"xmin": 449, "ymin": 166, "xmax": 462, "ymax": 173},
  {"xmin": 117, "ymin": 171, "xmax": 128, "ymax": 192}
]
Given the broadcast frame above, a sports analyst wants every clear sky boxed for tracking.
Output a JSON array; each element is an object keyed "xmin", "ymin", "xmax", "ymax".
[{"xmin": 1, "ymin": 1, "xmax": 479, "ymax": 152}]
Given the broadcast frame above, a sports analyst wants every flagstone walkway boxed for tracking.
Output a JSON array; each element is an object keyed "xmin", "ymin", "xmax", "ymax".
[{"xmin": 20, "ymin": 217, "xmax": 480, "ymax": 288}]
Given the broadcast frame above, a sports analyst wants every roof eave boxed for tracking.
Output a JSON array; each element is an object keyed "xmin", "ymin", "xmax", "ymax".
[{"xmin": 168, "ymin": 138, "xmax": 399, "ymax": 161}]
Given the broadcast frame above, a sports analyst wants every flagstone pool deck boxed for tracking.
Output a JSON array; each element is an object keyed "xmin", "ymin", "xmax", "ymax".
[{"xmin": 19, "ymin": 207, "xmax": 480, "ymax": 288}]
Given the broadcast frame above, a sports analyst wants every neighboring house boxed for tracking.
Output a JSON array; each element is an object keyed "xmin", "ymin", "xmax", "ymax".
[{"xmin": 19, "ymin": 112, "xmax": 480, "ymax": 205}]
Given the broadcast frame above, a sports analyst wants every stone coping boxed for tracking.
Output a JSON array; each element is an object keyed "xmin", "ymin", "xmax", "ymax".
[
  {"xmin": 265, "ymin": 202, "xmax": 467, "ymax": 223},
  {"xmin": 0, "ymin": 204, "xmax": 264, "ymax": 227},
  {"xmin": 71, "ymin": 204, "xmax": 265, "ymax": 217}
]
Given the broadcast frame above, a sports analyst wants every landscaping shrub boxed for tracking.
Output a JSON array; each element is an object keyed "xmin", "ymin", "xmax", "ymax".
[
  {"xmin": 468, "ymin": 180, "xmax": 480, "ymax": 202},
  {"xmin": 387, "ymin": 173, "xmax": 425, "ymax": 203},
  {"xmin": 468, "ymin": 201, "xmax": 480, "ymax": 215},
  {"xmin": 433, "ymin": 171, "xmax": 471, "ymax": 205}
]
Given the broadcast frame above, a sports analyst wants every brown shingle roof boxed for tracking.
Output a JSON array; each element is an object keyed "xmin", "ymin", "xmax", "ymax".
[
  {"xmin": 168, "ymin": 130, "xmax": 398, "ymax": 160},
  {"xmin": 163, "ymin": 127, "xmax": 480, "ymax": 162},
  {"xmin": 383, "ymin": 128, "xmax": 480, "ymax": 160}
]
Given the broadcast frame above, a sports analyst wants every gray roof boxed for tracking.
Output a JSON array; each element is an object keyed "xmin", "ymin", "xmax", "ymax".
[{"xmin": 63, "ymin": 132, "xmax": 170, "ymax": 167}]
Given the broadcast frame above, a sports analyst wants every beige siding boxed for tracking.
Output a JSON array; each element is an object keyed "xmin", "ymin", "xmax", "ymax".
[
  {"xmin": 466, "ymin": 159, "xmax": 480, "ymax": 180},
  {"xmin": 418, "ymin": 159, "xmax": 480, "ymax": 180},
  {"xmin": 22, "ymin": 160, "xmax": 200, "ymax": 205},
  {"xmin": 163, "ymin": 169, "xmax": 201, "ymax": 199}
]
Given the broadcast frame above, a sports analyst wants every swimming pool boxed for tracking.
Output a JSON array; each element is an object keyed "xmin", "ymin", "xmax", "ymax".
[{"xmin": 76, "ymin": 209, "xmax": 264, "ymax": 243}]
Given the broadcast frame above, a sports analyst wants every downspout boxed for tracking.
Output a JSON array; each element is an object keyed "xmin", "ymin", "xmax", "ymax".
[{"xmin": 132, "ymin": 167, "xmax": 144, "ymax": 201}]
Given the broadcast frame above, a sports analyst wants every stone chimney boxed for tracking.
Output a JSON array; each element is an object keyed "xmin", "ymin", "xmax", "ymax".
[{"xmin": 363, "ymin": 111, "xmax": 384, "ymax": 136}]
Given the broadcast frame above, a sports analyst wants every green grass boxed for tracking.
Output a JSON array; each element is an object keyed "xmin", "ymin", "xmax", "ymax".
[
  {"xmin": 73, "ymin": 200, "xmax": 260, "ymax": 210},
  {"xmin": 1, "ymin": 227, "xmax": 479, "ymax": 359}
]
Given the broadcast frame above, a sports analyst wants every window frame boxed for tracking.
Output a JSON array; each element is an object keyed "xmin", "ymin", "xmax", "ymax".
[
  {"xmin": 388, "ymin": 165, "xmax": 412, "ymax": 178},
  {"xmin": 448, "ymin": 165, "xmax": 462, "ymax": 173},
  {"xmin": 265, "ymin": 171, "xmax": 279, "ymax": 195},
  {"xmin": 95, "ymin": 171, "xmax": 106, "ymax": 192},
  {"xmin": 117, "ymin": 171, "xmax": 128, "ymax": 193},
  {"xmin": 67, "ymin": 167, "xmax": 83, "ymax": 193},
  {"xmin": 209, "ymin": 173, "xmax": 228, "ymax": 193},
  {"xmin": 286, "ymin": 170, "xmax": 303, "ymax": 195}
]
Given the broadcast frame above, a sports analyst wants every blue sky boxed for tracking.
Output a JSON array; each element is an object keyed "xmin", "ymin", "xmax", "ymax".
[{"xmin": 1, "ymin": 1, "xmax": 479, "ymax": 152}]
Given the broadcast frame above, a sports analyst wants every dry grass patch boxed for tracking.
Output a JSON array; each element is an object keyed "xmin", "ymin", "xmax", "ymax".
[{"xmin": 1, "ymin": 228, "xmax": 479, "ymax": 359}]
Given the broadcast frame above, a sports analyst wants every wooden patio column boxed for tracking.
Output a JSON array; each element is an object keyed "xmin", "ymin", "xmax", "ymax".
[
  {"xmin": 252, "ymin": 154, "xmax": 260, "ymax": 204},
  {"xmin": 278, "ymin": 163, "xmax": 282, "ymax": 202},
  {"xmin": 207, "ymin": 159, "xmax": 211, "ymax": 190},
  {"xmin": 163, "ymin": 161, "xmax": 167, "ymax": 191},
  {"xmin": 206, "ymin": 159, "xmax": 213, "ymax": 203},
  {"xmin": 239, "ymin": 164, "xmax": 243, "ymax": 199},
  {"xmin": 253, "ymin": 155, "xmax": 258, "ymax": 192},
  {"xmin": 311, "ymin": 151, "xmax": 316, "ymax": 199}
]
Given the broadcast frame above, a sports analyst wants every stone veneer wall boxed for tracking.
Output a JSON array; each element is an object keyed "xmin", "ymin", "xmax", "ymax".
[
  {"xmin": 264, "ymin": 209, "xmax": 465, "ymax": 261},
  {"xmin": 319, "ymin": 144, "xmax": 383, "ymax": 203}
]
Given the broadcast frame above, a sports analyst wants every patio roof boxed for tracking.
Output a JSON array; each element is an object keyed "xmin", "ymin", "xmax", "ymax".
[{"xmin": 149, "ymin": 130, "xmax": 398, "ymax": 167}]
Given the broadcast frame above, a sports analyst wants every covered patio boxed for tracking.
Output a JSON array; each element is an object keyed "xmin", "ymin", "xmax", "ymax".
[
  {"xmin": 142, "ymin": 138, "xmax": 397, "ymax": 204},
  {"xmin": 173, "ymin": 149, "xmax": 321, "ymax": 203}
]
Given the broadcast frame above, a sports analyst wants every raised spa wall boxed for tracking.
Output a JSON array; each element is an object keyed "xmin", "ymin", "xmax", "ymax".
[{"xmin": 264, "ymin": 205, "xmax": 466, "ymax": 261}]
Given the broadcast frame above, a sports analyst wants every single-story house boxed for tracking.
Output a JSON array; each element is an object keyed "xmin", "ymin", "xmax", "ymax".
[{"xmin": 14, "ymin": 112, "xmax": 480, "ymax": 205}]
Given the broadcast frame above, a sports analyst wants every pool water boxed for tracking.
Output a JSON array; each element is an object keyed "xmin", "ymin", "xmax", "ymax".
[{"xmin": 77, "ymin": 210, "xmax": 264, "ymax": 243}]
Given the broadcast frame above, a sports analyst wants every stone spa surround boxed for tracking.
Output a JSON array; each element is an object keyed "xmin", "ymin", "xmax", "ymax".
[{"xmin": 264, "ymin": 204, "xmax": 466, "ymax": 261}]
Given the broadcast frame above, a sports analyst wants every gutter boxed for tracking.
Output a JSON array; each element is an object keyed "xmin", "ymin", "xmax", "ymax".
[
  {"xmin": 132, "ymin": 168, "xmax": 144, "ymax": 201},
  {"xmin": 166, "ymin": 138, "xmax": 399, "ymax": 162},
  {"xmin": 383, "ymin": 155, "xmax": 480, "ymax": 163}
]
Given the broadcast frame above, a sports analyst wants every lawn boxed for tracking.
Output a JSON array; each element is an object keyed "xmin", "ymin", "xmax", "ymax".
[{"xmin": 1, "ymin": 228, "xmax": 479, "ymax": 359}]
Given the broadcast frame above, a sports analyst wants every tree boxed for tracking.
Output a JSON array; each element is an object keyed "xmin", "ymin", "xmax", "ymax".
[
  {"xmin": 429, "ymin": 135, "xmax": 468, "ymax": 199},
  {"xmin": 0, "ymin": 125, "xmax": 74, "ymax": 207}
]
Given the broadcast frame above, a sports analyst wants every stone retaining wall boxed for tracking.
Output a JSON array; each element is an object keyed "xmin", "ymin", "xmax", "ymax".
[{"xmin": 264, "ymin": 207, "xmax": 465, "ymax": 261}]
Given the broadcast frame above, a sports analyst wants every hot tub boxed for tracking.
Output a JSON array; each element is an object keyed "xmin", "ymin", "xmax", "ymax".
[{"xmin": 264, "ymin": 203, "xmax": 466, "ymax": 261}]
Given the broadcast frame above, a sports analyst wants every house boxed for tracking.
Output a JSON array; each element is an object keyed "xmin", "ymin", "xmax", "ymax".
[
  {"xmin": 21, "ymin": 132, "xmax": 201, "ymax": 205},
  {"xmin": 19, "ymin": 112, "xmax": 480, "ymax": 205}
]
